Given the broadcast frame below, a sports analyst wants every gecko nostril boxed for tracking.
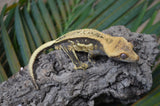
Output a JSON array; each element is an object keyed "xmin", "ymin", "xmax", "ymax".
[{"xmin": 134, "ymin": 55, "xmax": 139, "ymax": 61}]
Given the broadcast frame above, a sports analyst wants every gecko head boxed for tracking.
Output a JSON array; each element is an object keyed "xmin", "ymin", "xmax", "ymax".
[
  {"xmin": 113, "ymin": 51, "xmax": 139, "ymax": 62},
  {"xmin": 107, "ymin": 37, "xmax": 139, "ymax": 62}
]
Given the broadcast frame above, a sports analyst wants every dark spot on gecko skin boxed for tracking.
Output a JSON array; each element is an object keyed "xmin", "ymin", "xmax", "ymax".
[
  {"xmin": 56, "ymin": 35, "xmax": 65, "ymax": 41},
  {"xmin": 81, "ymin": 31, "xmax": 104, "ymax": 38},
  {"xmin": 120, "ymin": 46, "xmax": 130, "ymax": 52},
  {"xmin": 114, "ymin": 40, "xmax": 121, "ymax": 48},
  {"xmin": 94, "ymin": 33, "xmax": 104, "ymax": 38},
  {"xmin": 106, "ymin": 38, "xmax": 113, "ymax": 44}
]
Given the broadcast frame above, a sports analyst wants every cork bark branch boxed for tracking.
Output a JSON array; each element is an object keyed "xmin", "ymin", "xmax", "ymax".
[{"xmin": 0, "ymin": 26, "xmax": 159, "ymax": 106}]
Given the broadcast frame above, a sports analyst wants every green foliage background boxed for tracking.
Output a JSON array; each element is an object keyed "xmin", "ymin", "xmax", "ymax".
[{"xmin": 0, "ymin": 0, "xmax": 160, "ymax": 105}]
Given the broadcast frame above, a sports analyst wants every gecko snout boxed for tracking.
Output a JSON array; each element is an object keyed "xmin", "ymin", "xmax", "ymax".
[{"xmin": 133, "ymin": 54, "xmax": 139, "ymax": 62}]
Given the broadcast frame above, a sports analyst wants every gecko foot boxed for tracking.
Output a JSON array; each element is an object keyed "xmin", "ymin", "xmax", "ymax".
[{"xmin": 74, "ymin": 62, "xmax": 88, "ymax": 70}]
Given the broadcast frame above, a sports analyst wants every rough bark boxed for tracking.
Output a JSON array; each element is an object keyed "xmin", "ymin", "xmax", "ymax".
[{"xmin": 0, "ymin": 26, "xmax": 159, "ymax": 106}]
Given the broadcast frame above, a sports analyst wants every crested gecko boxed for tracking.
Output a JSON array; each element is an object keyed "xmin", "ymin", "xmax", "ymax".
[{"xmin": 28, "ymin": 29, "xmax": 139, "ymax": 89}]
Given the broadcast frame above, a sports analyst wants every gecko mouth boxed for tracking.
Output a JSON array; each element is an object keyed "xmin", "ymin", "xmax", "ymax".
[
  {"xmin": 111, "ymin": 54, "xmax": 139, "ymax": 63},
  {"xmin": 124, "ymin": 55, "xmax": 139, "ymax": 62},
  {"xmin": 129, "ymin": 52, "xmax": 139, "ymax": 62}
]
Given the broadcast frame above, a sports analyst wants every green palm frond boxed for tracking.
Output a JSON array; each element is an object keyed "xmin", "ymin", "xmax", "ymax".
[
  {"xmin": 23, "ymin": 6, "xmax": 42, "ymax": 47},
  {"xmin": 0, "ymin": 0, "xmax": 160, "ymax": 105},
  {"xmin": 15, "ymin": 6, "xmax": 31, "ymax": 65}
]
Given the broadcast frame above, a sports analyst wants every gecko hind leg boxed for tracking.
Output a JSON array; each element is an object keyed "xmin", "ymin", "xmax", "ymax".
[{"xmin": 60, "ymin": 45, "xmax": 88, "ymax": 70}]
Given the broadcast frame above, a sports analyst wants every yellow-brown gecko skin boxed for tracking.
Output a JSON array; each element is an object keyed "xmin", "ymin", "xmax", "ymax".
[{"xmin": 28, "ymin": 29, "xmax": 139, "ymax": 89}]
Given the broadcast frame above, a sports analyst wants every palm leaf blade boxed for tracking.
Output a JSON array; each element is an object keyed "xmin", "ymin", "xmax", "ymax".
[
  {"xmin": 127, "ymin": 2, "xmax": 160, "ymax": 29},
  {"xmin": 131, "ymin": 2, "xmax": 148, "ymax": 32},
  {"xmin": 111, "ymin": 2, "xmax": 145, "ymax": 26},
  {"xmin": 31, "ymin": 0, "xmax": 51, "ymax": 42},
  {"xmin": 48, "ymin": 0, "xmax": 63, "ymax": 34},
  {"xmin": 89, "ymin": 0, "xmax": 138, "ymax": 30},
  {"xmin": 0, "ymin": 5, "xmax": 7, "ymax": 25},
  {"xmin": 143, "ymin": 21, "xmax": 160, "ymax": 34},
  {"xmin": 142, "ymin": 11, "xmax": 158, "ymax": 33},
  {"xmin": 4, "ymin": 8, "xmax": 15, "ymax": 28},
  {"xmin": 23, "ymin": 6, "xmax": 42, "ymax": 47},
  {"xmin": 152, "ymin": 66, "xmax": 160, "ymax": 90},
  {"xmin": 0, "ymin": 63, "xmax": 7, "ymax": 82},
  {"xmin": 65, "ymin": 0, "xmax": 95, "ymax": 31},
  {"xmin": 57, "ymin": 0, "xmax": 67, "ymax": 22},
  {"xmin": 64, "ymin": 0, "xmax": 71, "ymax": 16},
  {"xmin": 38, "ymin": 0, "xmax": 57, "ymax": 39},
  {"xmin": 21, "ymin": 15, "xmax": 36, "ymax": 53},
  {"xmin": 1, "ymin": 22, "xmax": 20, "ymax": 74},
  {"xmin": 133, "ymin": 85, "xmax": 160, "ymax": 106},
  {"xmin": 69, "ymin": 5, "xmax": 92, "ymax": 30},
  {"xmin": 77, "ymin": 0, "xmax": 116, "ymax": 29},
  {"xmin": 15, "ymin": 6, "xmax": 31, "ymax": 65}
]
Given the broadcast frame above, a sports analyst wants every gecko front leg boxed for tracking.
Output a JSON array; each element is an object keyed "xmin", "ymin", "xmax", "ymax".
[{"xmin": 60, "ymin": 44, "xmax": 88, "ymax": 70}]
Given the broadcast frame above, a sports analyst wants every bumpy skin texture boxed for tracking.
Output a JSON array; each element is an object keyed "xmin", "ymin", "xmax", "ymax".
[
  {"xmin": 28, "ymin": 29, "xmax": 139, "ymax": 89},
  {"xmin": 0, "ymin": 26, "xmax": 158, "ymax": 106}
]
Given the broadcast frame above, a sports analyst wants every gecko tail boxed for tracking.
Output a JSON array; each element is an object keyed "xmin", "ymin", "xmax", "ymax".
[
  {"xmin": 28, "ymin": 40, "xmax": 56, "ymax": 90},
  {"xmin": 33, "ymin": 79, "xmax": 39, "ymax": 90}
]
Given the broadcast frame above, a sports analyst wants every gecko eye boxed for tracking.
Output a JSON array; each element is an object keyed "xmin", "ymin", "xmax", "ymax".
[{"xmin": 120, "ymin": 53, "xmax": 128, "ymax": 59}]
